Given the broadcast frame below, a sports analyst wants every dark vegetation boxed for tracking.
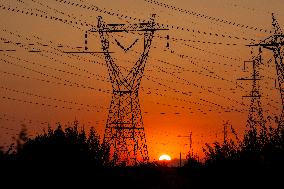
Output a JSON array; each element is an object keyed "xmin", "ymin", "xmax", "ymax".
[
  {"xmin": 0, "ymin": 119, "xmax": 284, "ymax": 188},
  {"xmin": 190, "ymin": 119, "xmax": 284, "ymax": 188}
]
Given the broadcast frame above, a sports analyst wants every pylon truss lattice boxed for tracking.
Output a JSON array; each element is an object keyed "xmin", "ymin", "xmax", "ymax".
[
  {"xmin": 239, "ymin": 49, "xmax": 265, "ymax": 132},
  {"xmin": 92, "ymin": 15, "xmax": 167, "ymax": 165},
  {"xmin": 247, "ymin": 13, "xmax": 284, "ymax": 128}
]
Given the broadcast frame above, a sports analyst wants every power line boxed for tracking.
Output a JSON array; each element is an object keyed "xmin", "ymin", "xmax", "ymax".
[
  {"xmin": 0, "ymin": 86, "xmax": 104, "ymax": 110},
  {"xmin": 52, "ymin": 0, "xmax": 257, "ymax": 42},
  {"xmin": 1, "ymin": 95, "xmax": 94, "ymax": 112},
  {"xmin": 144, "ymin": 0, "xmax": 272, "ymax": 34},
  {"xmin": 0, "ymin": 69, "xmax": 110, "ymax": 93}
]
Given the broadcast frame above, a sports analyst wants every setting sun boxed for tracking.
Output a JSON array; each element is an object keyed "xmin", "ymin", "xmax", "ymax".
[{"xmin": 159, "ymin": 154, "xmax": 171, "ymax": 161}]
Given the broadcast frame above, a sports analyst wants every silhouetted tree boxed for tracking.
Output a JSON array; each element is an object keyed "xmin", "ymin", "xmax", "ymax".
[
  {"xmin": 200, "ymin": 117, "xmax": 284, "ymax": 188},
  {"xmin": 12, "ymin": 121, "xmax": 110, "ymax": 167}
]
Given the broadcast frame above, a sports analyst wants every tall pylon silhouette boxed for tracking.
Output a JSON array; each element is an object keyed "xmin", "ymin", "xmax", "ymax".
[
  {"xmin": 90, "ymin": 15, "xmax": 167, "ymax": 165},
  {"xmin": 238, "ymin": 48, "xmax": 266, "ymax": 148},
  {"xmin": 248, "ymin": 13, "xmax": 284, "ymax": 129}
]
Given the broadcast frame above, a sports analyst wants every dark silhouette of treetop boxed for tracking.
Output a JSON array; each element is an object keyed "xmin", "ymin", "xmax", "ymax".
[{"xmin": 13, "ymin": 121, "xmax": 110, "ymax": 166}]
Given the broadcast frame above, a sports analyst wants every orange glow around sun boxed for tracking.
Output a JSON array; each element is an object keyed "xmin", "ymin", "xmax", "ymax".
[{"xmin": 159, "ymin": 154, "xmax": 171, "ymax": 161}]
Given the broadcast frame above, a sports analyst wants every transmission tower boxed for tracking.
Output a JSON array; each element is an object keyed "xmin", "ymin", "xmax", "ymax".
[
  {"xmin": 90, "ymin": 15, "xmax": 167, "ymax": 165},
  {"xmin": 247, "ymin": 13, "xmax": 284, "ymax": 128},
  {"xmin": 238, "ymin": 48, "xmax": 265, "ymax": 133}
]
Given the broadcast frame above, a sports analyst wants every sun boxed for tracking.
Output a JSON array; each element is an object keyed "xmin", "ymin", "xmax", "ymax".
[{"xmin": 159, "ymin": 154, "xmax": 171, "ymax": 161}]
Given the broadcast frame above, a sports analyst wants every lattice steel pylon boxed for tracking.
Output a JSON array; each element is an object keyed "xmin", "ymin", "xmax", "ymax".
[
  {"xmin": 240, "ymin": 49, "xmax": 265, "ymax": 131},
  {"xmin": 238, "ymin": 48, "xmax": 266, "ymax": 147},
  {"xmin": 248, "ymin": 13, "xmax": 284, "ymax": 128},
  {"xmin": 90, "ymin": 15, "xmax": 167, "ymax": 165}
]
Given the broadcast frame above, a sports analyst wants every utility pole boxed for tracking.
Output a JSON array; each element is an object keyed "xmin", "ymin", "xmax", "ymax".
[{"xmin": 177, "ymin": 131, "xmax": 193, "ymax": 167}]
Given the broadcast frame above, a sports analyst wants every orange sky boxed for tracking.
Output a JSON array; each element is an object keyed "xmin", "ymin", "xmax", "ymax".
[{"xmin": 0, "ymin": 0, "xmax": 284, "ymax": 161}]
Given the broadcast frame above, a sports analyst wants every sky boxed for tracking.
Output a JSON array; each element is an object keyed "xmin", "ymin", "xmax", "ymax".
[{"xmin": 0, "ymin": 0, "xmax": 284, "ymax": 161}]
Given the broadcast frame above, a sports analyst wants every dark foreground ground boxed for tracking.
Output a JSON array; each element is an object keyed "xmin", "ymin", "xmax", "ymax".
[
  {"xmin": 1, "ymin": 161, "xmax": 283, "ymax": 189},
  {"xmin": 1, "ymin": 123, "xmax": 283, "ymax": 188}
]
